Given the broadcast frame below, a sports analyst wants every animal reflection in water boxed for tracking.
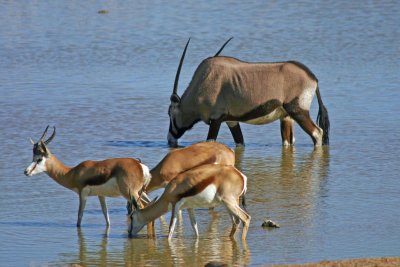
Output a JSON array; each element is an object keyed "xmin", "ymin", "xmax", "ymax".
[{"xmin": 70, "ymin": 226, "xmax": 250, "ymax": 266}]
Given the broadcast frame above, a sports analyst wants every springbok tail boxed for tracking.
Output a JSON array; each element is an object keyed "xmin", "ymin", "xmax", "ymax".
[
  {"xmin": 240, "ymin": 195, "xmax": 248, "ymax": 212},
  {"xmin": 316, "ymin": 85, "xmax": 330, "ymax": 145}
]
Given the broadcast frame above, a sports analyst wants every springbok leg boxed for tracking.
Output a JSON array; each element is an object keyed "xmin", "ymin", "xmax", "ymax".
[
  {"xmin": 222, "ymin": 198, "xmax": 251, "ymax": 240},
  {"xmin": 98, "ymin": 196, "xmax": 110, "ymax": 226}
]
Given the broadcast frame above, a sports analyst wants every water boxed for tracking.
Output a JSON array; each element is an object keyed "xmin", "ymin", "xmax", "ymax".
[{"xmin": 1, "ymin": 1, "xmax": 399, "ymax": 266}]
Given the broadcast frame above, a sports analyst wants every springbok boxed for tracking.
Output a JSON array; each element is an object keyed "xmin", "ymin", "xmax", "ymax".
[
  {"xmin": 128, "ymin": 164, "xmax": 251, "ymax": 240},
  {"xmin": 167, "ymin": 39, "xmax": 330, "ymax": 147},
  {"xmin": 146, "ymin": 141, "xmax": 235, "ymax": 193},
  {"xmin": 24, "ymin": 126, "xmax": 151, "ymax": 227}
]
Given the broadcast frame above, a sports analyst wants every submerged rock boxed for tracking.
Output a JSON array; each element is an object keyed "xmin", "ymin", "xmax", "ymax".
[
  {"xmin": 205, "ymin": 262, "xmax": 228, "ymax": 267},
  {"xmin": 262, "ymin": 219, "xmax": 280, "ymax": 228}
]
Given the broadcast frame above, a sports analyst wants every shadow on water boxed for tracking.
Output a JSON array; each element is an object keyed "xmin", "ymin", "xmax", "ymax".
[
  {"xmin": 105, "ymin": 139, "xmax": 290, "ymax": 149},
  {"xmin": 0, "ymin": 221, "xmax": 76, "ymax": 228}
]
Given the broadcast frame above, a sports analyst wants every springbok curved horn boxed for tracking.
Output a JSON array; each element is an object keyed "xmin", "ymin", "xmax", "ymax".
[
  {"xmin": 44, "ymin": 126, "xmax": 56, "ymax": 145},
  {"xmin": 39, "ymin": 125, "xmax": 50, "ymax": 141},
  {"xmin": 214, "ymin": 37, "xmax": 233, "ymax": 57},
  {"xmin": 172, "ymin": 38, "xmax": 191, "ymax": 98}
]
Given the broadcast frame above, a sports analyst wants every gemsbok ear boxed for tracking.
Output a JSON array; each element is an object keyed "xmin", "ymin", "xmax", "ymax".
[{"xmin": 170, "ymin": 94, "xmax": 181, "ymax": 103}]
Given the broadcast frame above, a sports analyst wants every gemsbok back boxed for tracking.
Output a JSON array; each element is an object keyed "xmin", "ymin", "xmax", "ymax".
[
  {"xmin": 167, "ymin": 39, "xmax": 330, "ymax": 147},
  {"xmin": 146, "ymin": 141, "xmax": 235, "ymax": 193},
  {"xmin": 128, "ymin": 164, "xmax": 251, "ymax": 240},
  {"xmin": 24, "ymin": 126, "xmax": 151, "ymax": 227}
]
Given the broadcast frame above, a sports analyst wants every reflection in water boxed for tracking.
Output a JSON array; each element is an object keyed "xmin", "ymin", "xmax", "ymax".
[
  {"xmin": 62, "ymin": 213, "xmax": 251, "ymax": 266},
  {"xmin": 236, "ymin": 146, "xmax": 330, "ymax": 229}
]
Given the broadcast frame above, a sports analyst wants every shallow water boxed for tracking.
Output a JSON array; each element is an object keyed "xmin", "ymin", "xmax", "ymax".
[{"xmin": 1, "ymin": 1, "xmax": 399, "ymax": 266}]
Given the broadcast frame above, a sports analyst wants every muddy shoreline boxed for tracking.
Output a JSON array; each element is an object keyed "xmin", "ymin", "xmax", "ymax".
[{"xmin": 269, "ymin": 257, "xmax": 400, "ymax": 267}]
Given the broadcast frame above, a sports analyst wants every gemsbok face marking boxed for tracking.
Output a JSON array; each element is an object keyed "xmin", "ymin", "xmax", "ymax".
[
  {"xmin": 24, "ymin": 126, "xmax": 152, "ymax": 228},
  {"xmin": 167, "ymin": 39, "xmax": 330, "ymax": 148}
]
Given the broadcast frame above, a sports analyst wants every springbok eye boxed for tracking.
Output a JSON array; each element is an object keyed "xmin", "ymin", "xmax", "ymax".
[{"xmin": 37, "ymin": 158, "xmax": 43, "ymax": 163}]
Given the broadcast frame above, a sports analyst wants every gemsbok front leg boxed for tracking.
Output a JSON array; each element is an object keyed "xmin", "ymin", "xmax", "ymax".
[
  {"xmin": 227, "ymin": 121, "xmax": 245, "ymax": 146},
  {"xmin": 206, "ymin": 119, "xmax": 223, "ymax": 141}
]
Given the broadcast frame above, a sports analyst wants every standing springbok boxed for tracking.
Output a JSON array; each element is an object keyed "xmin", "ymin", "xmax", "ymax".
[
  {"xmin": 24, "ymin": 126, "xmax": 151, "ymax": 227},
  {"xmin": 167, "ymin": 39, "xmax": 330, "ymax": 147},
  {"xmin": 128, "ymin": 164, "xmax": 251, "ymax": 240},
  {"xmin": 146, "ymin": 141, "xmax": 235, "ymax": 193}
]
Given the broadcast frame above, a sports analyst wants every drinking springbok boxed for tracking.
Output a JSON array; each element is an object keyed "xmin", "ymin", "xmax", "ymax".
[
  {"xmin": 24, "ymin": 126, "xmax": 151, "ymax": 227},
  {"xmin": 167, "ymin": 39, "xmax": 330, "ymax": 147},
  {"xmin": 128, "ymin": 164, "xmax": 251, "ymax": 240},
  {"xmin": 146, "ymin": 141, "xmax": 235, "ymax": 193}
]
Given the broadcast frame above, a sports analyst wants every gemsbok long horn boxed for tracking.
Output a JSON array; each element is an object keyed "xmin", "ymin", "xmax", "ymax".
[{"xmin": 171, "ymin": 38, "xmax": 191, "ymax": 101}]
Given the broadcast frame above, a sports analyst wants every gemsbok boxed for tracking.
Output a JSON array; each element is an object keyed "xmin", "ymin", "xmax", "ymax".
[
  {"xmin": 128, "ymin": 164, "xmax": 251, "ymax": 240},
  {"xmin": 146, "ymin": 141, "xmax": 235, "ymax": 193},
  {"xmin": 24, "ymin": 126, "xmax": 151, "ymax": 227},
  {"xmin": 167, "ymin": 39, "xmax": 330, "ymax": 147}
]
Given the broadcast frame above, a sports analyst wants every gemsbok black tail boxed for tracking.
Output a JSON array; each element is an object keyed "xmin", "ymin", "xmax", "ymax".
[{"xmin": 315, "ymin": 85, "xmax": 330, "ymax": 145}]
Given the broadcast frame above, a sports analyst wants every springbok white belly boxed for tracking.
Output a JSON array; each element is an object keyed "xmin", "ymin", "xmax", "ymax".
[
  {"xmin": 87, "ymin": 177, "xmax": 121, "ymax": 197},
  {"xmin": 180, "ymin": 184, "xmax": 219, "ymax": 209},
  {"xmin": 243, "ymin": 107, "xmax": 287, "ymax": 125}
]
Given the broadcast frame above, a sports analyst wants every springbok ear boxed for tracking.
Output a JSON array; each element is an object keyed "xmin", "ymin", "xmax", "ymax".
[
  {"xmin": 30, "ymin": 138, "xmax": 35, "ymax": 145},
  {"xmin": 170, "ymin": 94, "xmax": 181, "ymax": 103}
]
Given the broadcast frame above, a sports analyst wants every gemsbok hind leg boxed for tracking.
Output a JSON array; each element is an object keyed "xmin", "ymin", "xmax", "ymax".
[
  {"xmin": 280, "ymin": 116, "xmax": 295, "ymax": 146},
  {"xmin": 285, "ymin": 108, "xmax": 323, "ymax": 147}
]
